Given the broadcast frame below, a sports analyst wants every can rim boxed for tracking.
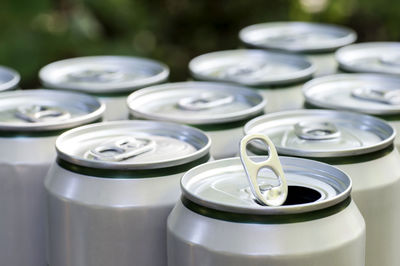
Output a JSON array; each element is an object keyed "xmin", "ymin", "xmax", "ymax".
[
  {"xmin": 127, "ymin": 81, "xmax": 266, "ymax": 125},
  {"xmin": 239, "ymin": 21, "xmax": 357, "ymax": 53},
  {"xmin": 0, "ymin": 66, "xmax": 20, "ymax": 91},
  {"xmin": 303, "ymin": 73, "xmax": 400, "ymax": 115},
  {"xmin": 39, "ymin": 55, "xmax": 170, "ymax": 94},
  {"xmin": 181, "ymin": 156, "xmax": 352, "ymax": 215},
  {"xmin": 244, "ymin": 109, "xmax": 395, "ymax": 157},
  {"xmin": 0, "ymin": 89, "xmax": 105, "ymax": 131},
  {"xmin": 189, "ymin": 49, "xmax": 315, "ymax": 86},
  {"xmin": 56, "ymin": 120, "xmax": 211, "ymax": 170}
]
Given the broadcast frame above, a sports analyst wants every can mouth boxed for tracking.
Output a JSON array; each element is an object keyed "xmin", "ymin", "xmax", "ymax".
[{"xmin": 281, "ymin": 185, "xmax": 322, "ymax": 205}]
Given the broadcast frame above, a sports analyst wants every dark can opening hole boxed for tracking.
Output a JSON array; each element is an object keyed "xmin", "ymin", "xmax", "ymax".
[{"xmin": 282, "ymin": 185, "xmax": 322, "ymax": 206}]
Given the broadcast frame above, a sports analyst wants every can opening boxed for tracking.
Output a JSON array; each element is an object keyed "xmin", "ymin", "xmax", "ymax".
[{"xmin": 282, "ymin": 185, "xmax": 322, "ymax": 205}]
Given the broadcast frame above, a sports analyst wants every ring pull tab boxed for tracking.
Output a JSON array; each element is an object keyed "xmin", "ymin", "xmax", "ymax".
[
  {"xmin": 294, "ymin": 121, "xmax": 341, "ymax": 140},
  {"xmin": 15, "ymin": 105, "xmax": 71, "ymax": 123},
  {"xmin": 67, "ymin": 69, "xmax": 125, "ymax": 83},
  {"xmin": 239, "ymin": 134, "xmax": 288, "ymax": 206},
  {"xmin": 224, "ymin": 62, "xmax": 270, "ymax": 80},
  {"xmin": 351, "ymin": 87, "xmax": 400, "ymax": 105},
  {"xmin": 177, "ymin": 93, "xmax": 234, "ymax": 111},
  {"xmin": 379, "ymin": 55, "xmax": 400, "ymax": 67},
  {"xmin": 271, "ymin": 31, "xmax": 311, "ymax": 43},
  {"xmin": 85, "ymin": 137, "xmax": 156, "ymax": 162}
]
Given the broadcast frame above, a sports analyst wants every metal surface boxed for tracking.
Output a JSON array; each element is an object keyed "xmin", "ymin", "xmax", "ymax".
[
  {"xmin": 127, "ymin": 81, "xmax": 265, "ymax": 124},
  {"xmin": 39, "ymin": 56, "xmax": 169, "ymax": 93},
  {"xmin": 244, "ymin": 109, "xmax": 394, "ymax": 157},
  {"xmin": 189, "ymin": 49, "xmax": 315, "ymax": 86},
  {"xmin": 239, "ymin": 21, "xmax": 357, "ymax": 53},
  {"xmin": 0, "ymin": 66, "xmax": 20, "ymax": 91},
  {"xmin": 336, "ymin": 42, "xmax": 400, "ymax": 75}
]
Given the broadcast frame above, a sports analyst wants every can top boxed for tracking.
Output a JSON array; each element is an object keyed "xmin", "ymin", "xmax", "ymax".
[
  {"xmin": 181, "ymin": 156, "xmax": 351, "ymax": 215},
  {"xmin": 303, "ymin": 74, "xmax": 400, "ymax": 115},
  {"xmin": 244, "ymin": 109, "xmax": 394, "ymax": 158},
  {"xmin": 0, "ymin": 66, "xmax": 20, "ymax": 91},
  {"xmin": 127, "ymin": 81, "xmax": 266, "ymax": 125},
  {"xmin": 0, "ymin": 89, "xmax": 104, "ymax": 132},
  {"xmin": 336, "ymin": 42, "xmax": 400, "ymax": 75},
  {"xmin": 39, "ymin": 56, "xmax": 170, "ymax": 94},
  {"xmin": 189, "ymin": 49, "xmax": 315, "ymax": 86},
  {"xmin": 239, "ymin": 21, "xmax": 357, "ymax": 53},
  {"xmin": 56, "ymin": 120, "xmax": 210, "ymax": 170}
]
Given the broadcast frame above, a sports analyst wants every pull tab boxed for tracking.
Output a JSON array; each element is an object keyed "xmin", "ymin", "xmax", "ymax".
[
  {"xmin": 223, "ymin": 62, "xmax": 269, "ymax": 79},
  {"xmin": 85, "ymin": 137, "xmax": 156, "ymax": 162},
  {"xmin": 15, "ymin": 105, "xmax": 71, "ymax": 123},
  {"xmin": 177, "ymin": 93, "xmax": 234, "ymax": 111},
  {"xmin": 270, "ymin": 31, "xmax": 311, "ymax": 43},
  {"xmin": 67, "ymin": 69, "xmax": 124, "ymax": 83},
  {"xmin": 379, "ymin": 55, "xmax": 400, "ymax": 67},
  {"xmin": 294, "ymin": 121, "xmax": 341, "ymax": 140},
  {"xmin": 351, "ymin": 87, "xmax": 400, "ymax": 105},
  {"xmin": 239, "ymin": 134, "xmax": 288, "ymax": 206}
]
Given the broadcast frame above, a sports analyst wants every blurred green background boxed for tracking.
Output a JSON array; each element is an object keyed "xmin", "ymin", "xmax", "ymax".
[{"xmin": 1, "ymin": 0, "xmax": 399, "ymax": 88}]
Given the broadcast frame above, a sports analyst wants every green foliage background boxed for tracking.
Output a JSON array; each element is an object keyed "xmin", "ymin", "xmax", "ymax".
[{"xmin": 1, "ymin": 0, "xmax": 399, "ymax": 88}]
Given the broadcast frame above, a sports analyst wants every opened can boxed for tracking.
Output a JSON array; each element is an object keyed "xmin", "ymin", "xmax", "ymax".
[
  {"xmin": 39, "ymin": 56, "xmax": 169, "ymax": 121},
  {"xmin": 0, "ymin": 89, "xmax": 104, "ymax": 266},
  {"xmin": 45, "ymin": 120, "xmax": 211, "ymax": 266},
  {"xmin": 245, "ymin": 109, "xmax": 400, "ymax": 266},
  {"xmin": 189, "ymin": 49, "xmax": 315, "ymax": 113},
  {"xmin": 239, "ymin": 21, "xmax": 356, "ymax": 77},
  {"xmin": 167, "ymin": 134, "xmax": 365, "ymax": 266},
  {"xmin": 127, "ymin": 81, "xmax": 265, "ymax": 159},
  {"xmin": 0, "ymin": 65, "xmax": 20, "ymax": 91}
]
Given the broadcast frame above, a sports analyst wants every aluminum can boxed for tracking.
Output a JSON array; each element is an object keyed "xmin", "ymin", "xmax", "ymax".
[
  {"xmin": 303, "ymin": 73, "xmax": 400, "ymax": 150},
  {"xmin": 336, "ymin": 42, "xmax": 400, "ymax": 75},
  {"xmin": 127, "ymin": 81, "xmax": 265, "ymax": 159},
  {"xmin": 0, "ymin": 89, "xmax": 104, "ymax": 266},
  {"xmin": 239, "ymin": 21, "xmax": 357, "ymax": 77},
  {"xmin": 45, "ymin": 120, "xmax": 211, "ymax": 266},
  {"xmin": 39, "ymin": 55, "xmax": 170, "ymax": 121},
  {"xmin": 245, "ymin": 109, "xmax": 400, "ymax": 266},
  {"xmin": 0, "ymin": 65, "xmax": 20, "ymax": 91},
  {"xmin": 167, "ymin": 139, "xmax": 365, "ymax": 266},
  {"xmin": 189, "ymin": 49, "xmax": 315, "ymax": 113}
]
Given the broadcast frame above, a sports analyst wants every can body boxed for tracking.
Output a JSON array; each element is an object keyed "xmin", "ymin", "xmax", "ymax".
[
  {"xmin": 98, "ymin": 94, "xmax": 129, "ymax": 121},
  {"xmin": 307, "ymin": 53, "xmax": 337, "ymax": 77},
  {"xmin": 46, "ymin": 162, "xmax": 192, "ymax": 266},
  {"xmin": 202, "ymin": 126, "xmax": 243, "ymax": 159},
  {"xmin": 257, "ymin": 83, "xmax": 304, "ymax": 113},
  {"xmin": 0, "ymin": 135, "xmax": 57, "ymax": 266},
  {"xmin": 168, "ymin": 199, "xmax": 365, "ymax": 266}
]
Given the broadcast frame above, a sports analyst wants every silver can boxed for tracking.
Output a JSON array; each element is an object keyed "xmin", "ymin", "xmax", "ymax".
[
  {"xmin": 303, "ymin": 73, "xmax": 400, "ymax": 150},
  {"xmin": 45, "ymin": 120, "xmax": 211, "ymax": 266},
  {"xmin": 168, "ymin": 134, "xmax": 365, "ymax": 266},
  {"xmin": 0, "ymin": 89, "xmax": 104, "ymax": 266},
  {"xmin": 239, "ymin": 21, "xmax": 357, "ymax": 77},
  {"xmin": 245, "ymin": 109, "xmax": 400, "ymax": 266},
  {"xmin": 336, "ymin": 42, "xmax": 400, "ymax": 75},
  {"xmin": 127, "ymin": 81, "xmax": 265, "ymax": 159},
  {"xmin": 0, "ymin": 65, "xmax": 20, "ymax": 91},
  {"xmin": 189, "ymin": 49, "xmax": 315, "ymax": 113},
  {"xmin": 39, "ymin": 55, "xmax": 170, "ymax": 121}
]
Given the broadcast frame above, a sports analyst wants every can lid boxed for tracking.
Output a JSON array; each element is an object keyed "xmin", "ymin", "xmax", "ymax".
[
  {"xmin": 181, "ymin": 156, "xmax": 351, "ymax": 215},
  {"xmin": 39, "ymin": 56, "xmax": 170, "ymax": 94},
  {"xmin": 56, "ymin": 120, "xmax": 211, "ymax": 170},
  {"xmin": 303, "ymin": 74, "xmax": 400, "ymax": 115},
  {"xmin": 127, "ymin": 81, "xmax": 265, "ymax": 125},
  {"xmin": 0, "ymin": 66, "xmax": 20, "ymax": 91},
  {"xmin": 189, "ymin": 49, "xmax": 315, "ymax": 86},
  {"xmin": 244, "ymin": 109, "xmax": 394, "ymax": 157},
  {"xmin": 0, "ymin": 89, "xmax": 104, "ymax": 132},
  {"xmin": 239, "ymin": 21, "xmax": 357, "ymax": 53},
  {"xmin": 336, "ymin": 42, "xmax": 400, "ymax": 75}
]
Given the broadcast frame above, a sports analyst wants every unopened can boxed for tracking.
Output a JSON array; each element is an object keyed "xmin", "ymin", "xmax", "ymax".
[
  {"xmin": 0, "ymin": 89, "xmax": 104, "ymax": 266},
  {"xmin": 39, "ymin": 56, "xmax": 169, "ymax": 121},
  {"xmin": 239, "ymin": 21, "xmax": 357, "ymax": 77},
  {"xmin": 303, "ymin": 73, "xmax": 400, "ymax": 150},
  {"xmin": 245, "ymin": 109, "xmax": 400, "ymax": 266},
  {"xmin": 336, "ymin": 42, "xmax": 400, "ymax": 75},
  {"xmin": 0, "ymin": 65, "xmax": 20, "ymax": 91},
  {"xmin": 168, "ymin": 134, "xmax": 365, "ymax": 266},
  {"xmin": 189, "ymin": 49, "xmax": 315, "ymax": 113},
  {"xmin": 45, "ymin": 120, "xmax": 211, "ymax": 266},
  {"xmin": 127, "ymin": 81, "xmax": 265, "ymax": 159}
]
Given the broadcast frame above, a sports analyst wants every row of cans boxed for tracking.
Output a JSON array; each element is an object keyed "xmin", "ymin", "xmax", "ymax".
[{"xmin": 1, "ymin": 21, "xmax": 400, "ymax": 266}]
